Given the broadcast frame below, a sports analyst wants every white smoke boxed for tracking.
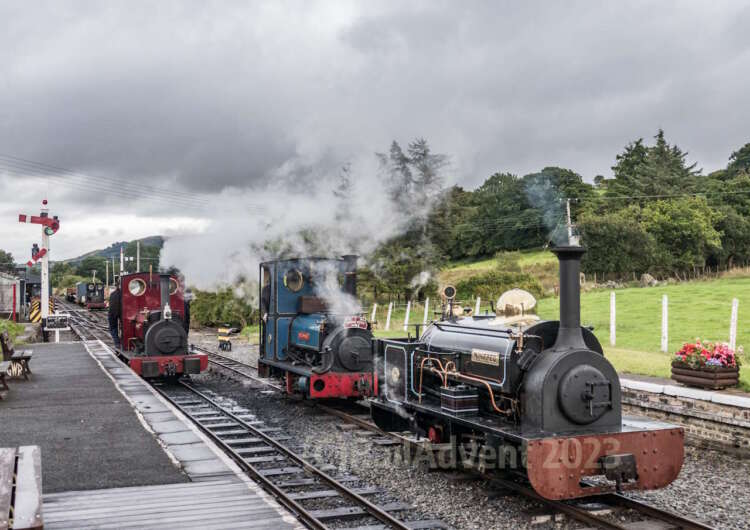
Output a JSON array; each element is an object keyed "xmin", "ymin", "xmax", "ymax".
[
  {"xmin": 160, "ymin": 154, "xmax": 406, "ymax": 291},
  {"xmin": 311, "ymin": 260, "xmax": 362, "ymax": 316}
]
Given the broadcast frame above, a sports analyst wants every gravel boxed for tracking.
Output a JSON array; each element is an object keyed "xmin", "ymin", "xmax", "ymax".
[{"xmin": 189, "ymin": 329, "xmax": 750, "ymax": 529}]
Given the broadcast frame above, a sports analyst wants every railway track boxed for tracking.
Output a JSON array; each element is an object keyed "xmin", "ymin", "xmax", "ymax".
[
  {"xmin": 62, "ymin": 306, "xmax": 447, "ymax": 529},
  {"xmin": 197, "ymin": 342, "xmax": 715, "ymax": 530},
  {"xmin": 62, "ymin": 306, "xmax": 714, "ymax": 529},
  {"xmin": 154, "ymin": 380, "xmax": 448, "ymax": 530}
]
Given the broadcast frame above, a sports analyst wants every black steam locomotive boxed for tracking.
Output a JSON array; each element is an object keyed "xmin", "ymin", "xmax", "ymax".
[{"xmin": 370, "ymin": 245, "xmax": 684, "ymax": 500}]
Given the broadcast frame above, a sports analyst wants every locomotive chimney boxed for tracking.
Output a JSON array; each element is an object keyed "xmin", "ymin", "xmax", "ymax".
[
  {"xmin": 551, "ymin": 245, "xmax": 587, "ymax": 351},
  {"xmin": 342, "ymin": 255, "xmax": 357, "ymax": 297},
  {"xmin": 159, "ymin": 274, "xmax": 170, "ymax": 316}
]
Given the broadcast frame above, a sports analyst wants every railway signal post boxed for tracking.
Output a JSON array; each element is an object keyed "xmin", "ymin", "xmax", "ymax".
[{"xmin": 19, "ymin": 199, "xmax": 60, "ymax": 337}]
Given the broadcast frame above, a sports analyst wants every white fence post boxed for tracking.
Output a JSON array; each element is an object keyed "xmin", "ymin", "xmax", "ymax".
[
  {"xmin": 661, "ymin": 295, "xmax": 669, "ymax": 352},
  {"xmin": 385, "ymin": 302, "xmax": 392, "ymax": 331},
  {"xmin": 609, "ymin": 291, "xmax": 616, "ymax": 347},
  {"xmin": 403, "ymin": 301, "xmax": 411, "ymax": 332},
  {"xmin": 730, "ymin": 298, "xmax": 739, "ymax": 351},
  {"xmin": 423, "ymin": 297, "xmax": 429, "ymax": 324},
  {"xmin": 475, "ymin": 296, "xmax": 481, "ymax": 315},
  {"xmin": 370, "ymin": 303, "xmax": 377, "ymax": 324}
]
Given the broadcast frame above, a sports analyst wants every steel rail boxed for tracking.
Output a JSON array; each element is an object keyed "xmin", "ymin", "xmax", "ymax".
[
  {"xmin": 154, "ymin": 382, "xmax": 330, "ymax": 530},
  {"xmin": 191, "ymin": 345, "xmax": 286, "ymax": 391},
  {"xmin": 600, "ymin": 492, "xmax": 714, "ymax": 530},
  {"xmin": 175, "ymin": 380, "xmax": 411, "ymax": 530},
  {"xmin": 199, "ymin": 348, "xmax": 716, "ymax": 530}
]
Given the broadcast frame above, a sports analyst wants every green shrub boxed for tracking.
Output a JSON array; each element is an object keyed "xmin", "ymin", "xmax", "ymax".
[
  {"xmin": 0, "ymin": 321, "xmax": 25, "ymax": 342},
  {"xmin": 191, "ymin": 287, "xmax": 257, "ymax": 328},
  {"xmin": 455, "ymin": 270, "xmax": 543, "ymax": 301},
  {"xmin": 494, "ymin": 251, "xmax": 522, "ymax": 272}
]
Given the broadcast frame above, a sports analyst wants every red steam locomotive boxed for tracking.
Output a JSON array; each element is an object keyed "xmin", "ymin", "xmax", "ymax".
[{"xmin": 116, "ymin": 272, "xmax": 207, "ymax": 378}]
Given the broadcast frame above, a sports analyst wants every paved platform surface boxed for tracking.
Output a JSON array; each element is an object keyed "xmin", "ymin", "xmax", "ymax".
[
  {"xmin": 43, "ymin": 480, "xmax": 300, "ymax": 529},
  {"xmin": 0, "ymin": 341, "xmax": 189, "ymax": 493}
]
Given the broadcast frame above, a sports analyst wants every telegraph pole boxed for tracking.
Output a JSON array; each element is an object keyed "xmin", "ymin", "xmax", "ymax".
[
  {"xmin": 565, "ymin": 198, "xmax": 573, "ymax": 243},
  {"xmin": 136, "ymin": 241, "xmax": 140, "ymax": 272},
  {"xmin": 120, "ymin": 246, "xmax": 124, "ymax": 275}
]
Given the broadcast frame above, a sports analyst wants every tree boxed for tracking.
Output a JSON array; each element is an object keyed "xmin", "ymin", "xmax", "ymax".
[
  {"xmin": 426, "ymin": 186, "xmax": 477, "ymax": 260},
  {"xmin": 123, "ymin": 241, "xmax": 160, "ymax": 273},
  {"xmin": 607, "ymin": 130, "xmax": 700, "ymax": 199},
  {"xmin": 0, "ymin": 249, "xmax": 15, "ymax": 275},
  {"xmin": 464, "ymin": 172, "xmax": 545, "ymax": 256},
  {"xmin": 641, "ymin": 197, "xmax": 721, "ymax": 273},
  {"xmin": 727, "ymin": 142, "xmax": 750, "ymax": 176},
  {"xmin": 578, "ymin": 206, "xmax": 656, "ymax": 275},
  {"xmin": 522, "ymin": 167, "xmax": 595, "ymax": 245},
  {"xmin": 75, "ymin": 256, "xmax": 108, "ymax": 282},
  {"xmin": 376, "ymin": 138, "xmax": 449, "ymax": 221}
]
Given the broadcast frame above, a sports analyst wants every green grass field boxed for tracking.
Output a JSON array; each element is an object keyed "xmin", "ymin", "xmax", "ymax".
[
  {"xmin": 236, "ymin": 270, "xmax": 750, "ymax": 391},
  {"xmin": 537, "ymin": 278, "xmax": 750, "ymax": 390}
]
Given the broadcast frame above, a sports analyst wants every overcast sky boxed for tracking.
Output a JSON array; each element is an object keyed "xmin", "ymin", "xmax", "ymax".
[{"xmin": 1, "ymin": 1, "xmax": 749, "ymax": 268}]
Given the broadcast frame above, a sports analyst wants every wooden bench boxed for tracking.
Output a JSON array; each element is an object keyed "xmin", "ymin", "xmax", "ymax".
[
  {"xmin": 0, "ymin": 446, "xmax": 43, "ymax": 530},
  {"xmin": 0, "ymin": 362, "xmax": 8, "ymax": 400},
  {"xmin": 0, "ymin": 334, "xmax": 32, "ymax": 381}
]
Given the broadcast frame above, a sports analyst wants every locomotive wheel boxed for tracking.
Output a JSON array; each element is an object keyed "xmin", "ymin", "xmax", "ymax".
[{"xmin": 427, "ymin": 425, "xmax": 444, "ymax": 444}]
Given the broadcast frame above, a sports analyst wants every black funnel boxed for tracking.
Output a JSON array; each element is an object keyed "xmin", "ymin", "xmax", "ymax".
[
  {"xmin": 341, "ymin": 255, "xmax": 358, "ymax": 297},
  {"xmin": 551, "ymin": 246, "xmax": 587, "ymax": 351}
]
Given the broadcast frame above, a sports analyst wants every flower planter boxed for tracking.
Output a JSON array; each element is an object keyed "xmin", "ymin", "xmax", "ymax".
[{"xmin": 670, "ymin": 363, "xmax": 740, "ymax": 390}]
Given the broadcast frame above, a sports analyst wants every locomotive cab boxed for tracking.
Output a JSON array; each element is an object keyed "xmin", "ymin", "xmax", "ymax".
[{"xmin": 258, "ymin": 256, "xmax": 377, "ymax": 399}]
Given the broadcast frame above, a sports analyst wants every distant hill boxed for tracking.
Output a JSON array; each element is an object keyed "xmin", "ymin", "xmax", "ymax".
[{"xmin": 64, "ymin": 235, "xmax": 165, "ymax": 265}]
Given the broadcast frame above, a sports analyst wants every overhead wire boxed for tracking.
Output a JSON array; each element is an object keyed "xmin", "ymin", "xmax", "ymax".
[
  {"xmin": 0, "ymin": 153, "xmax": 209, "ymax": 204},
  {"xmin": 0, "ymin": 154, "xmax": 269, "ymax": 213}
]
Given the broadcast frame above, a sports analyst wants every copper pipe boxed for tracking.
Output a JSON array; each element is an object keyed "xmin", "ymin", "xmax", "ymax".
[
  {"xmin": 418, "ymin": 356, "xmax": 446, "ymax": 403},
  {"xmin": 448, "ymin": 371, "xmax": 511, "ymax": 416}
]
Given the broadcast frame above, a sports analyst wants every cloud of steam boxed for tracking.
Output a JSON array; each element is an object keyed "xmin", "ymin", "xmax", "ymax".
[
  {"xmin": 523, "ymin": 177, "xmax": 568, "ymax": 246},
  {"xmin": 311, "ymin": 260, "xmax": 363, "ymax": 316},
  {"xmin": 160, "ymin": 154, "xmax": 409, "ymax": 291}
]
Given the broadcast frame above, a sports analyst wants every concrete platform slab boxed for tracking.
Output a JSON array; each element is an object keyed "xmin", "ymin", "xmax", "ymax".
[{"xmin": 0, "ymin": 341, "xmax": 188, "ymax": 493}]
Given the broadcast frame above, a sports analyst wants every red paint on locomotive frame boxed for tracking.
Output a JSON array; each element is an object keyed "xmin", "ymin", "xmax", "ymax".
[
  {"xmin": 308, "ymin": 372, "xmax": 378, "ymax": 399},
  {"xmin": 129, "ymin": 354, "xmax": 208, "ymax": 376}
]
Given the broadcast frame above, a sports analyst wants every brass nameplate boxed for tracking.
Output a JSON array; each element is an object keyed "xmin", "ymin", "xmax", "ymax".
[{"xmin": 471, "ymin": 348, "xmax": 500, "ymax": 366}]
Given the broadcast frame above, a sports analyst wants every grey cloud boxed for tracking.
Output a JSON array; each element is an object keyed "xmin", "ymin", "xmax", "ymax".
[{"xmin": 1, "ymin": 0, "xmax": 748, "ymax": 202}]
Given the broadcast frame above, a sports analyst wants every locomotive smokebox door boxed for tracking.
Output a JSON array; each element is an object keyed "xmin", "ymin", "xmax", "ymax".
[{"xmin": 558, "ymin": 364, "xmax": 612, "ymax": 424}]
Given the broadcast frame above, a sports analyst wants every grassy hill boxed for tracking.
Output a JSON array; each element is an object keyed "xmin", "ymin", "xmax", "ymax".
[
  {"xmin": 64, "ymin": 235, "xmax": 164, "ymax": 265},
  {"xmin": 439, "ymin": 249, "xmax": 559, "ymax": 293}
]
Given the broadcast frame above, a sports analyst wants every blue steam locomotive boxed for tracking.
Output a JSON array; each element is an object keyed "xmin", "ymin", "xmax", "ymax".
[{"xmin": 257, "ymin": 256, "xmax": 377, "ymax": 399}]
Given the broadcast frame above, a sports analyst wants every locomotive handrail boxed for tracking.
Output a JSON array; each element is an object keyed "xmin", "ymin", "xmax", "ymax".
[{"xmin": 431, "ymin": 321, "xmax": 513, "ymax": 337}]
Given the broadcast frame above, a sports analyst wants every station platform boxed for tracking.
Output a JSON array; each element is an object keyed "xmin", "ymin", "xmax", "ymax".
[
  {"xmin": 0, "ymin": 341, "xmax": 187, "ymax": 492},
  {"xmin": 0, "ymin": 340, "xmax": 299, "ymax": 529}
]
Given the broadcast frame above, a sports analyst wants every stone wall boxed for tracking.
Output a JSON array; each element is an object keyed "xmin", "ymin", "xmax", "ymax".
[{"xmin": 621, "ymin": 379, "xmax": 750, "ymax": 457}]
